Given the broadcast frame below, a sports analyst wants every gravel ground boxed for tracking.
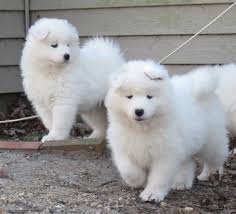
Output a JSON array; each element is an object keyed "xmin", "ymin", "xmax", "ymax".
[{"xmin": 0, "ymin": 149, "xmax": 235, "ymax": 214}]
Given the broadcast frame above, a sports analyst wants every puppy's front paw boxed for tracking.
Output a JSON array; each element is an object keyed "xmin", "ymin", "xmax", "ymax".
[
  {"xmin": 139, "ymin": 189, "xmax": 165, "ymax": 203},
  {"xmin": 172, "ymin": 182, "xmax": 187, "ymax": 190},
  {"xmin": 41, "ymin": 135, "xmax": 50, "ymax": 143},
  {"xmin": 122, "ymin": 169, "xmax": 146, "ymax": 188},
  {"xmin": 41, "ymin": 134, "xmax": 55, "ymax": 143},
  {"xmin": 41, "ymin": 131, "xmax": 69, "ymax": 143},
  {"xmin": 85, "ymin": 130, "xmax": 105, "ymax": 140},
  {"xmin": 197, "ymin": 173, "xmax": 209, "ymax": 181},
  {"xmin": 172, "ymin": 177, "xmax": 193, "ymax": 190}
]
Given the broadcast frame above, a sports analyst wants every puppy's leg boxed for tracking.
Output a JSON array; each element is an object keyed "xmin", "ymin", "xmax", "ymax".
[
  {"xmin": 41, "ymin": 105, "xmax": 77, "ymax": 142},
  {"xmin": 197, "ymin": 162, "xmax": 224, "ymax": 181},
  {"xmin": 197, "ymin": 163, "xmax": 211, "ymax": 181},
  {"xmin": 81, "ymin": 107, "xmax": 107, "ymax": 140},
  {"xmin": 197, "ymin": 131, "xmax": 228, "ymax": 181},
  {"xmin": 172, "ymin": 158, "xmax": 196, "ymax": 190},
  {"xmin": 35, "ymin": 104, "xmax": 52, "ymax": 130},
  {"xmin": 113, "ymin": 153, "xmax": 146, "ymax": 188},
  {"xmin": 140, "ymin": 158, "xmax": 180, "ymax": 202}
]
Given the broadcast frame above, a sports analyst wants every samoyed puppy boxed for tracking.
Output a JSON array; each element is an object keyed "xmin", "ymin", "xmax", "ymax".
[
  {"xmin": 189, "ymin": 64, "xmax": 236, "ymax": 138},
  {"xmin": 105, "ymin": 60, "xmax": 228, "ymax": 202},
  {"xmin": 21, "ymin": 18, "xmax": 124, "ymax": 142}
]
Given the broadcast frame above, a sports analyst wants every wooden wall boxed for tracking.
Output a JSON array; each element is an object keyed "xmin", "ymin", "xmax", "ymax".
[
  {"xmin": 0, "ymin": 0, "xmax": 24, "ymax": 93},
  {"xmin": 1, "ymin": 0, "xmax": 236, "ymax": 93}
]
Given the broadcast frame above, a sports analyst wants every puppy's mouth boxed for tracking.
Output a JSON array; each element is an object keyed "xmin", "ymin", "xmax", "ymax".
[
  {"xmin": 48, "ymin": 60, "xmax": 69, "ymax": 66},
  {"xmin": 63, "ymin": 59, "xmax": 70, "ymax": 64},
  {"xmin": 134, "ymin": 117, "xmax": 146, "ymax": 122},
  {"xmin": 59, "ymin": 60, "xmax": 70, "ymax": 65}
]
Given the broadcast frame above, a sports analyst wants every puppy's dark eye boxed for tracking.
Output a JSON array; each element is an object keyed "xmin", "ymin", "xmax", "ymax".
[
  {"xmin": 67, "ymin": 44, "xmax": 70, "ymax": 47},
  {"xmin": 126, "ymin": 95, "xmax": 133, "ymax": 99},
  {"xmin": 147, "ymin": 95, "xmax": 153, "ymax": 99},
  {"xmin": 51, "ymin": 44, "xmax": 58, "ymax": 48}
]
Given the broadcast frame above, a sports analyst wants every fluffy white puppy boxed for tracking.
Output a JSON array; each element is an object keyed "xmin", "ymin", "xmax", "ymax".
[
  {"xmin": 21, "ymin": 18, "xmax": 124, "ymax": 142},
  {"xmin": 105, "ymin": 60, "xmax": 228, "ymax": 202},
  {"xmin": 190, "ymin": 64, "xmax": 236, "ymax": 138}
]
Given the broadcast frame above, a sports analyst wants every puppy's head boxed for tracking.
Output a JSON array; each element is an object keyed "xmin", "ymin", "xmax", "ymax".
[
  {"xmin": 25, "ymin": 18, "xmax": 79, "ymax": 67},
  {"xmin": 106, "ymin": 60, "xmax": 173, "ymax": 124}
]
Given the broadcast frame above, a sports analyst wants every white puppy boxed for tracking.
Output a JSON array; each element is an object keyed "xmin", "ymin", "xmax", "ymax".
[
  {"xmin": 105, "ymin": 60, "xmax": 228, "ymax": 202},
  {"xmin": 190, "ymin": 64, "xmax": 236, "ymax": 138},
  {"xmin": 21, "ymin": 18, "xmax": 124, "ymax": 142}
]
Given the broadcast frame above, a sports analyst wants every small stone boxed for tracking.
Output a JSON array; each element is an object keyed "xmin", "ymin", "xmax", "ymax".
[
  {"xmin": 160, "ymin": 201, "xmax": 167, "ymax": 208},
  {"xmin": 18, "ymin": 192, "xmax": 25, "ymax": 196},
  {"xmin": 118, "ymin": 197, "xmax": 123, "ymax": 201},
  {"xmin": 8, "ymin": 198, "xmax": 16, "ymax": 203},
  {"xmin": 55, "ymin": 204, "xmax": 64, "ymax": 209},
  {"xmin": 105, "ymin": 206, "xmax": 111, "ymax": 211},
  {"xmin": 184, "ymin": 206, "xmax": 194, "ymax": 212},
  {"xmin": 0, "ymin": 196, "xmax": 6, "ymax": 201},
  {"xmin": 90, "ymin": 202, "xmax": 98, "ymax": 207}
]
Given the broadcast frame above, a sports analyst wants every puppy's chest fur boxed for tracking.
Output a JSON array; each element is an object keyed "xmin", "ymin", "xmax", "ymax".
[
  {"xmin": 24, "ymin": 71, "xmax": 63, "ymax": 106},
  {"xmin": 119, "ymin": 126, "xmax": 170, "ymax": 170},
  {"xmin": 128, "ymin": 136, "xmax": 153, "ymax": 170}
]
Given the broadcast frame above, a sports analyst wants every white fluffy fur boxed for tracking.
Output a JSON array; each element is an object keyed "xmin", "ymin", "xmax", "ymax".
[
  {"xmin": 21, "ymin": 18, "xmax": 124, "ymax": 142},
  {"xmin": 105, "ymin": 60, "xmax": 228, "ymax": 202},
  {"xmin": 190, "ymin": 64, "xmax": 236, "ymax": 137}
]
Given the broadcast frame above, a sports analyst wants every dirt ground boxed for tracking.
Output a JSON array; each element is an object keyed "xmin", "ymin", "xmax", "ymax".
[
  {"xmin": 0, "ymin": 149, "xmax": 235, "ymax": 214},
  {"xmin": 0, "ymin": 95, "xmax": 235, "ymax": 214}
]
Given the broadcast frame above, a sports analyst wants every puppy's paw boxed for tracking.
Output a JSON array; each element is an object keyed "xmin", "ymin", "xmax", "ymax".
[
  {"xmin": 197, "ymin": 173, "xmax": 209, "ymax": 181},
  {"xmin": 197, "ymin": 167, "xmax": 210, "ymax": 181},
  {"xmin": 41, "ymin": 134, "xmax": 66, "ymax": 142},
  {"xmin": 85, "ymin": 130, "xmax": 105, "ymax": 140},
  {"xmin": 172, "ymin": 160, "xmax": 195, "ymax": 190},
  {"xmin": 41, "ymin": 130, "xmax": 70, "ymax": 143},
  {"xmin": 122, "ymin": 170, "xmax": 146, "ymax": 188},
  {"xmin": 172, "ymin": 179, "xmax": 193, "ymax": 190},
  {"xmin": 41, "ymin": 134, "xmax": 55, "ymax": 143},
  {"xmin": 197, "ymin": 164, "xmax": 212, "ymax": 181},
  {"xmin": 139, "ymin": 189, "xmax": 165, "ymax": 203},
  {"xmin": 172, "ymin": 183, "xmax": 188, "ymax": 190}
]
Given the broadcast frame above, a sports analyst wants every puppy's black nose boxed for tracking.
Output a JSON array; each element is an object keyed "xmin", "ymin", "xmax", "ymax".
[
  {"xmin": 135, "ymin": 109, "xmax": 144, "ymax": 117},
  {"xmin": 64, "ymin": 54, "xmax": 70, "ymax": 61}
]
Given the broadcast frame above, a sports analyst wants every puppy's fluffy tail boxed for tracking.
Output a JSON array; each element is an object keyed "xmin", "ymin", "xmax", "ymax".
[
  {"xmin": 190, "ymin": 67, "xmax": 218, "ymax": 100},
  {"xmin": 80, "ymin": 37, "xmax": 125, "ymax": 77}
]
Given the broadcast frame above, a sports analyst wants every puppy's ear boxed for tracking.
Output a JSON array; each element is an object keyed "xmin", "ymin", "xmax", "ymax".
[
  {"xmin": 109, "ymin": 65, "xmax": 126, "ymax": 90},
  {"xmin": 29, "ymin": 27, "xmax": 49, "ymax": 41},
  {"xmin": 105, "ymin": 75, "xmax": 124, "ymax": 108},
  {"xmin": 111, "ymin": 75, "xmax": 124, "ymax": 90},
  {"xmin": 72, "ymin": 35, "xmax": 80, "ymax": 45}
]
